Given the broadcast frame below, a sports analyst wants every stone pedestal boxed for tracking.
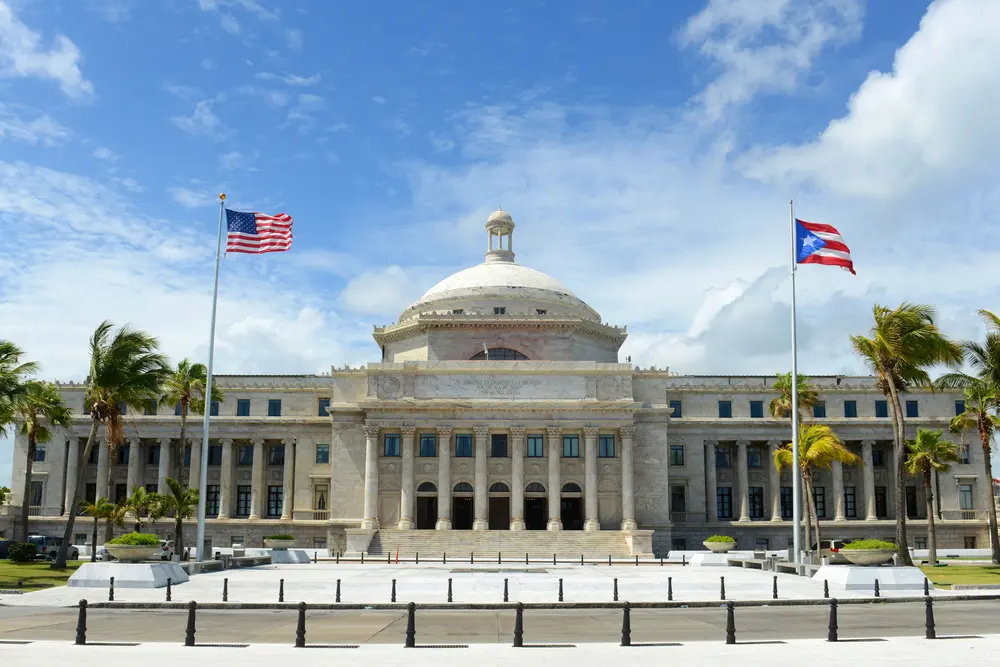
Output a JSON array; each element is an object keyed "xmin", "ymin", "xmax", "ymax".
[
  {"xmin": 623, "ymin": 529, "xmax": 654, "ymax": 557},
  {"xmin": 689, "ymin": 553, "xmax": 734, "ymax": 567},
  {"xmin": 269, "ymin": 549, "xmax": 312, "ymax": 564},
  {"xmin": 68, "ymin": 562, "xmax": 189, "ymax": 589},
  {"xmin": 344, "ymin": 528, "xmax": 375, "ymax": 554},
  {"xmin": 813, "ymin": 565, "xmax": 929, "ymax": 591}
]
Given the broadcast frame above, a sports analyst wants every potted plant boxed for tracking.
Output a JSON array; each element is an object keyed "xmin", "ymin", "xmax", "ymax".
[
  {"xmin": 703, "ymin": 535, "xmax": 736, "ymax": 553},
  {"xmin": 104, "ymin": 532, "xmax": 161, "ymax": 562},
  {"xmin": 264, "ymin": 534, "xmax": 297, "ymax": 550},
  {"xmin": 840, "ymin": 539, "xmax": 897, "ymax": 566}
]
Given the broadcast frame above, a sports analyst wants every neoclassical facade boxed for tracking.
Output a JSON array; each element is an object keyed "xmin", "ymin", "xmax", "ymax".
[{"xmin": 3, "ymin": 210, "xmax": 991, "ymax": 555}]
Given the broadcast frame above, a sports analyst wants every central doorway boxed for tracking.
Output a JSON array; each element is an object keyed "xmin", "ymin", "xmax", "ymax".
[
  {"xmin": 452, "ymin": 482, "xmax": 474, "ymax": 530},
  {"xmin": 561, "ymin": 483, "xmax": 584, "ymax": 530},
  {"xmin": 488, "ymin": 482, "xmax": 510, "ymax": 529},
  {"xmin": 524, "ymin": 482, "xmax": 548, "ymax": 530},
  {"xmin": 416, "ymin": 482, "xmax": 438, "ymax": 530}
]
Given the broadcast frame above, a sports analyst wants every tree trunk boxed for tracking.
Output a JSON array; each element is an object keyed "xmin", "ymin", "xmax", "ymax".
[
  {"xmin": 885, "ymin": 382, "xmax": 913, "ymax": 565},
  {"xmin": 91, "ymin": 516, "xmax": 98, "ymax": 563},
  {"xmin": 979, "ymin": 421, "xmax": 1000, "ymax": 565},
  {"xmin": 175, "ymin": 515, "xmax": 183, "ymax": 561},
  {"xmin": 52, "ymin": 419, "xmax": 100, "ymax": 569},
  {"xmin": 924, "ymin": 468, "xmax": 937, "ymax": 566},
  {"xmin": 177, "ymin": 402, "xmax": 187, "ymax": 485},
  {"xmin": 803, "ymin": 471, "xmax": 821, "ymax": 560},
  {"xmin": 104, "ymin": 516, "xmax": 115, "ymax": 544},
  {"xmin": 19, "ymin": 430, "xmax": 36, "ymax": 543}
]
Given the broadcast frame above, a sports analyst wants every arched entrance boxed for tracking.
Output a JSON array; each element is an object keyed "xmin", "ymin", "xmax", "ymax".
[
  {"xmin": 488, "ymin": 482, "xmax": 510, "ymax": 529},
  {"xmin": 561, "ymin": 482, "xmax": 584, "ymax": 530},
  {"xmin": 452, "ymin": 482, "xmax": 474, "ymax": 530},
  {"xmin": 416, "ymin": 482, "xmax": 437, "ymax": 530},
  {"xmin": 524, "ymin": 482, "xmax": 548, "ymax": 530}
]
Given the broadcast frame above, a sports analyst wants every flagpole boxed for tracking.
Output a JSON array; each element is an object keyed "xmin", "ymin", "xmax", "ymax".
[
  {"xmin": 195, "ymin": 193, "xmax": 226, "ymax": 562},
  {"xmin": 789, "ymin": 199, "xmax": 802, "ymax": 565}
]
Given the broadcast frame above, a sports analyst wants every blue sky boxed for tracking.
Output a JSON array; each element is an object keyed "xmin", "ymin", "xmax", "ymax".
[{"xmin": 2, "ymin": 0, "xmax": 999, "ymax": 486}]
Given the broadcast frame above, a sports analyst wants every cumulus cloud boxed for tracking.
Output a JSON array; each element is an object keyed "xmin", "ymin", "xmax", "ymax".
[
  {"xmin": 171, "ymin": 100, "xmax": 230, "ymax": 139},
  {"xmin": 338, "ymin": 266, "xmax": 437, "ymax": 319},
  {"xmin": 0, "ymin": 1, "xmax": 94, "ymax": 97},
  {"xmin": 0, "ymin": 106, "xmax": 70, "ymax": 144},
  {"xmin": 255, "ymin": 71, "xmax": 321, "ymax": 86}
]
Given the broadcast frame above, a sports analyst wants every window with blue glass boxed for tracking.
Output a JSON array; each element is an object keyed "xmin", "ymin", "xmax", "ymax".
[
  {"xmin": 715, "ymin": 447, "xmax": 731, "ymax": 468},
  {"xmin": 670, "ymin": 444, "xmax": 684, "ymax": 466},
  {"xmin": 747, "ymin": 447, "xmax": 763, "ymax": 467},
  {"xmin": 780, "ymin": 487, "xmax": 793, "ymax": 519},
  {"xmin": 599, "ymin": 434, "xmax": 615, "ymax": 458},
  {"xmin": 208, "ymin": 445, "xmax": 223, "ymax": 466},
  {"xmin": 206, "ymin": 485, "xmax": 220, "ymax": 517},
  {"xmin": 146, "ymin": 444, "xmax": 160, "ymax": 466},
  {"xmin": 455, "ymin": 434, "xmax": 473, "ymax": 457},
  {"xmin": 491, "ymin": 433, "xmax": 508, "ymax": 457},
  {"xmin": 716, "ymin": 487, "xmax": 733, "ymax": 519},
  {"xmin": 315, "ymin": 444, "xmax": 329, "ymax": 464},
  {"xmin": 669, "ymin": 400, "xmax": 682, "ymax": 418},
  {"xmin": 419, "ymin": 433, "xmax": 437, "ymax": 457},
  {"xmin": 875, "ymin": 400, "xmax": 888, "ymax": 418},
  {"xmin": 955, "ymin": 399, "xmax": 966, "ymax": 416},
  {"xmin": 526, "ymin": 435, "xmax": 543, "ymax": 458},
  {"xmin": 88, "ymin": 447, "xmax": 99, "ymax": 464},
  {"xmin": 237, "ymin": 445, "xmax": 253, "ymax": 466},
  {"xmin": 843, "ymin": 400, "xmax": 857, "ymax": 418},
  {"xmin": 35, "ymin": 445, "xmax": 47, "ymax": 463},
  {"xmin": 750, "ymin": 401, "xmax": 763, "ymax": 418},
  {"xmin": 115, "ymin": 445, "xmax": 129, "ymax": 465},
  {"xmin": 267, "ymin": 399, "xmax": 281, "ymax": 417},
  {"xmin": 184, "ymin": 445, "xmax": 191, "ymax": 467},
  {"xmin": 718, "ymin": 400, "xmax": 732, "ymax": 418},
  {"xmin": 119, "ymin": 401, "xmax": 127, "ymax": 415},
  {"xmin": 813, "ymin": 401, "xmax": 827, "ymax": 418},
  {"xmin": 236, "ymin": 399, "xmax": 250, "ymax": 416},
  {"xmin": 562, "ymin": 435, "xmax": 580, "ymax": 458},
  {"xmin": 143, "ymin": 399, "xmax": 156, "ymax": 415},
  {"xmin": 384, "ymin": 434, "xmax": 401, "ymax": 457},
  {"xmin": 175, "ymin": 403, "xmax": 183, "ymax": 416},
  {"xmin": 905, "ymin": 400, "xmax": 918, "ymax": 418},
  {"xmin": 210, "ymin": 401, "xmax": 219, "ymax": 416},
  {"xmin": 318, "ymin": 398, "xmax": 330, "ymax": 416},
  {"xmin": 268, "ymin": 445, "xmax": 285, "ymax": 466}
]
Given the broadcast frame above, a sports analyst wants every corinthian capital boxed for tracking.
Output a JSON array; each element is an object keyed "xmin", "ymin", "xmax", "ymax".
[
  {"xmin": 400, "ymin": 424, "xmax": 417, "ymax": 438},
  {"xmin": 363, "ymin": 423, "xmax": 380, "ymax": 438},
  {"xmin": 583, "ymin": 426, "xmax": 601, "ymax": 438},
  {"xmin": 618, "ymin": 425, "xmax": 636, "ymax": 439},
  {"xmin": 546, "ymin": 426, "xmax": 563, "ymax": 439},
  {"xmin": 436, "ymin": 424, "xmax": 454, "ymax": 438},
  {"xmin": 509, "ymin": 425, "xmax": 526, "ymax": 439},
  {"xmin": 473, "ymin": 425, "xmax": 490, "ymax": 439}
]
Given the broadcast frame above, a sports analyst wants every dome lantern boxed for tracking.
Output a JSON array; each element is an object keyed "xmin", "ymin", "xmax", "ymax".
[{"xmin": 485, "ymin": 208, "xmax": 515, "ymax": 264}]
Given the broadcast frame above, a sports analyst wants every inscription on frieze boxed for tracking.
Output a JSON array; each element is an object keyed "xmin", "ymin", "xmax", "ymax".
[{"xmin": 415, "ymin": 374, "xmax": 587, "ymax": 399}]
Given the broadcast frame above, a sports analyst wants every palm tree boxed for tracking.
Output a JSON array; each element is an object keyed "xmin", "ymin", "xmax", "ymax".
[
  {"xmin": 159, "ymin": 359, "xmax": 223, "ymax": 485},
  {"xmin": 769, "ymin": 372, "xmax": 820, "ymax": 422},
  {"xmin": 162, "ymin": 477, "xmax": 198, "ymax": 560},
  {"xmin": 52, "ymin": 321, "xmax": 170, "ymax": 568},
  {"xmin": 851, "ymin": 303, "xmax": 963, "ymax": 565},
  {"xmin": 904, "ymin": 429, "xmax": 960, "ymax": 566},
  {"xmin": 78, "ymin": 497, "xmax": 114, "ymax": 563},
  {"xmin": 774, "ymin": 424, "xmax": 861, "ymax": 553},
  {"xmin": 0, "ymin": 340, "xmax": 39, "ymax": 432},
  {"xmin": 14, "ymin": 381, "xmax": 72, "ymax": 542},
  {"xmin": 124, "ymin": 486, "xmax": 165, "ymax": 533},
  {"xmin": 0, "ymin": 486, "xmax": 10, "ymax": 505}
]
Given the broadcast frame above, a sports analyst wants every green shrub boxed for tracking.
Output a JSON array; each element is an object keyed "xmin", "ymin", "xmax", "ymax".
[
  {"xmin": 107, "ymin": 533, "xmax": 159, "ymax": 546},
  {"xmin": 263, "ymin": 534, "xmax": 295, "ymax": 540},
  {"xmin": 704, "ymin": 535, "xmax": 736, "ymax": 543},
  {"xmin": 842, "ymin": 539, "xmax": 896, "ymax": 550},
  {"xmin": 8, "ymin": 542, "xmax": 37, "ymax": 562}
]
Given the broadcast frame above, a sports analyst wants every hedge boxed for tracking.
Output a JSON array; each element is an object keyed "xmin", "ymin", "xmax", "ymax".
[{"xmin": 107, "ymin": 533, "xmax": 159, "ymax": 546}]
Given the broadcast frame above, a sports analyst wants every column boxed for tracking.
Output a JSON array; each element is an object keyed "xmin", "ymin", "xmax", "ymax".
[
  {"xmin": 218, "ymin": 438, "xmax": 233, "ymax": 519},
  {"xmin": 582, "ymin": 426, "xmax": 600, "ymax": 531},
  {"xmin": 862, "ymin": 439, "xmax": 877, "ymax": 521},
  {"xmin": 705, "ymin": 441, "xmax": 718, "ymax": 522},
  {"xmin": 888, "ymin": 443, "xmax": 898, "ymax": 519},
  {"xmin": 509, "ymin": 426, "xmax": 526, "ymax": 530},
  {"xmin": 248, "ymin": 438, "xmax": 263, "ymax": 520},
  {"xmin": 281, "ymin": 439, "xmax": 295, "ymax": 520},
  {"xmin": 188, "ymin": 437, "xmax": 202, "ymax": 493},
  {"xmin": 736, "ymin": 440, "xmax": 750, "ymax": 522},
  {"xmin": 473, "ymin": 425, "xmax": 489, "ymax": 531},
  {"xmin": 832, "ymin": 459, "xmax": 846, "ymax": 521},
  {"xmin": 157, "ymin": 437, "xmax": 171, "ymax": 495},
  {"xmin": 96, "ymin": 440, "xmax": 110, "ymax": 499},
  {"xmin": 546, "ymin": 426, "xmax": 562, "ymax": 530},
  {"xmin": 126, "ymin": 438, "xmax": 142, "ymax": 495},
  {"xmin": 435, "ymin": 425, "xmax": 453, "ymax": 530},
  {"xmin": 63, "ymin": 438, "xmax": 79, "ymax": 516},
  {"xmin": 361, "ymin": 425, "xmax": 379, "ymax": 529},
  {"xmin": 768, "ymin": 440, "xmax": 782, "ymax": 522},
  {"xmin": 398, "ymin": 425, "xmax": 416, "ymax": 529},
  {"xmin": 620, "ymin": 426, "xmax": 637, "ymax": 531}
]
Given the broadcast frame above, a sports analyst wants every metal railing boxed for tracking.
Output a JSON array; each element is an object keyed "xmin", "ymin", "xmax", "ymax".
[{"xmin": 941, "ymin": 509, "xmax": 987, "ymax": 521}]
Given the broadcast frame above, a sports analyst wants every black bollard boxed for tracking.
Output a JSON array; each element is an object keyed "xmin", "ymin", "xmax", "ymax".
[
  {"xmin": 635, "ymin": 555, "xmax": 638, "ymax": 567},
  {"xmin": 668, "ymin": 576, "xmax": 673, "ymax": 601},
  {"xmin": 720, "ymin": 576, "xmax": 726, "ymax": 601},
  {"xmin": 504, "ymin": 578, "xmax": 509, "ymax": 603},
  {"xmin": 925, "ymin": 596, "xmax": 936, "ymax": 639},
  {"xmin": 660, "ymin": 556, "xmax": 663, "ymax": 566},
  {"xmin": 448, "ymin": 578, "xmax": 453, "ymax": 603},
  {"xmin": 279, "ymin": 578, "xmax": 285, "ymax": 603},
  {"xmin": 443, "ymin": 552, "xmax": 446, "ymax": 564},
  {"xmin": 525, "ymin": 552, "xmax": 528, "ymax": 565},
  {"xmin": 553, "ymin": 553, "xmax": 556, "ymax": 566},
  {"xmin": 621, "ymin": 601, "xmax": 632, "ymax": 647},
  {"xmin": 471, "ymin": 552, "xmax": 474, "ymax": 564},
  {"xmin": 391, "ymin": 578, "xmax": 397, "ymax": 603},
  {"xmin": 361, "ymin": 552, "xmax": 364, "ymax": 565},
  {"xmin": 223, "ymin": 577, "xmax": 229, "ymax": 602},
  {"xmin": 772, "ymin": 575, "xmax": 778, "ymax": 600},
  {"xmin": 823, "ymin": 579, "xmax": 829, "ymax": 599},
  {"xmin": 874, "ymin": 579, "xmax": 880, "ymax": 598},
  {"xmin": 614, "ymin": 578, "xmax": 619, "ymax": 602},
  {"xmin": 725, "ymin": 601, "xmax": 735, "ymax": 645},
  {"xmin": 75, "ymin": 599, "xmax": 88, "ymax": 646},
  {"xmin": 167, "ymin": 577, "xmax": 172, "ymax": 602},
  {"xmin": 499, "ymin": 551, "xmax": 502, "ymax": 565},
  {"xmin": 581, "ymin": 554, "xmax": 584, "ymax": 565},
  {"xmin": 336, "ymin": 551, "xmax": 340, "ymax": 564},
  {"xmin": 108, "ymin": 576, "xmax": 114, "ymax": 602},
  {"xmin": 609, "ymin": 554, "xmax": 612, "ymax": 566},
  {"xmin": 405, "ymin": 602, "xmax": 416, "ymax": 648},
  {"xmin": 683, "ymin": 553, "xmax": 686, "ymax": 567},
  {"xmin": 513, "ymin": 602, "xmax": 524, "ymax": 647},
  {"xmin": 924, "ymin": 578, "xmax": 930, "ymax": 596},
  {"xmin": 336, "ymin": 578, "xmax": 341, "ymax": 603},
  {"xmin": 558, "ymin": 577, "xmax": 564, "ymax": 602},
  {"xmin": 314, "ymin": 551, "xmax": 317, "ymax": 564},
  {"xmin": 388, "ymin": 552, "xmax": 391, "ymax": 564},
  {"xmin": 416, "ymin": 552, "xmax": 419, "ymax": 565},
  {"xmin": 295, "ymin": 601, "xmax": 307, "ymax": 648},
  {"xmin": 828, "ymin": 599, "xmax": 838, "ymax": 642},
  {"xmin": 185, "ymin": 600, "xmax": 197, "ymax": 647}
]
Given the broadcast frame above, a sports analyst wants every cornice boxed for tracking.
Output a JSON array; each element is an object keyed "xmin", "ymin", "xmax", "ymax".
[{"xmin": 373, "ymin": 313, "xmax": 627, "ymax": 346}]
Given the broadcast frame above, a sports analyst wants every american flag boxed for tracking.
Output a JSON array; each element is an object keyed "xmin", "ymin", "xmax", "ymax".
[{"xmin": 226, "ymin": 209, "xmax": 293, "ymax": 254}]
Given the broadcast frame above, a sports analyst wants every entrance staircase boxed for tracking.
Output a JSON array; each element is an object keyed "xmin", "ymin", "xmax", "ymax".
[{"xmin": 368, "ymin": 529, "xmax": 631, "ymax": 559}]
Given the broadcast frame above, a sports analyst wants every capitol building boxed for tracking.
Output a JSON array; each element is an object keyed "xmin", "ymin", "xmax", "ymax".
[{"xmin": 4, "ymin": 210, "xmax": 990, "ymax": 556}]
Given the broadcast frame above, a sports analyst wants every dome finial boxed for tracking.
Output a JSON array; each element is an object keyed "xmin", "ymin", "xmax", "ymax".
[{"xmin": 485, "ymin": 208, "xmax": 515, "ymax": 263}]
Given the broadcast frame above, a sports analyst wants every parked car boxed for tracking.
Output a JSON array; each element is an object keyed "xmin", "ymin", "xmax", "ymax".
[
  {"xmin": 811, "ymin": 539, "xmax": 855, "ymax": 564},
  {"xmin": 158, "ymin": 540, "xmax": 175, "ymax": 561},
  {"xmin": 27, "ymin": 535, "xmax": 79, "ymax": 561}
]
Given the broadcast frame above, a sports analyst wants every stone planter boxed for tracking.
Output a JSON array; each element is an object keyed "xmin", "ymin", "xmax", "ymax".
[
  {"xmin": 264, "ymin": 539, "xmax": 296, "ymax": 551},
  {"xmin": 104, "ymin": 544, "xmax": 160, "ymax": 563},
  {"xmin": 842, "ymin": 549, "xmax": 895, "ymax": 566},
  {"xmin": 703, "ymin": 540, "xmax": 735, "ymax": 554}
]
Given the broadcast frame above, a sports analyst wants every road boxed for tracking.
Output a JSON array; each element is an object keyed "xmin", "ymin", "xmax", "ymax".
[{"xmin": 0, "ymin": 600, "xmax": 996, "ymax": 645}]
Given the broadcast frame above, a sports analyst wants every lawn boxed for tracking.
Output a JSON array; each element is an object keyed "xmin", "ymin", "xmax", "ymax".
[
  {"xmin": 920, "ymin": 565, "xmax": 1000, "ymax": 589},
  {"xmin": 0, "ymin": 560, "xmax": 84, "ymax": 590}
]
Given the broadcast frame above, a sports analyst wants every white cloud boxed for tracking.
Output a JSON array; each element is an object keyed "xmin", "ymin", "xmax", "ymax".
[
  {"xmin": 0, "ymin": 106, "xmax": 70, "ymax": 144},
  {"xmin": 255, "ymin": 71, "xmax": 321, "ymax": 86},
  {"xmin": 743, "ymin": 0, "xmax": 1000, "ymax": 199},
  {"xmin": 87, "ymin": 0, "xmax": 132, "ymax": 22},
  {"xmin": 372, "ymin": 96, "xmax": 387, "ymax": 105},
  {"xmin": 171, "ymin": 100, "xmax": 229, "ymax": 139},
  {"xmin": 679, "ymin": 0, "xmax": 863, "ymax": 121},
  {"xmin": 285, "ymin": 28, "xmax": 302, "ymax": 51},
  {"xmin": 0, "ymin": 1, "xmax": 94, "ymax": 97},
  {"xmin": 218, "ymin": 150, "xmax": 258, "ymax": 172},
  {"xmin": 169, "ymin": 186, "xmax": 217, "ymax": 208},
  {"xmin": 92, "ymin": 146, "xmax": 118, "ymax": 161},
  {"xmin": 219, "ymin": 14, "xmax": 240, "ymax": 34}
]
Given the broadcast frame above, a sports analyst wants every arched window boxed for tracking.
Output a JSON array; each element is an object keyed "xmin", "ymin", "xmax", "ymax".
[
  {"xmin": 525, "ymin": 482, "xmax": 546, "ymax": 494},
  {"xmin": 562, "ymin": 482, "xmax": 582, "ymax": 493},
  {"xmin": 417, "ymin": 482, "xmax": 437, "ymax": 493},
  {"xmin": 453, "ymin": 482, "xmax": 474, "ymax": 493},
  {"xmin": 470, "ymin": 347, "xmax": 529, "ymax": 361},
  {"xmin": 489, "ymin": 482, "xmax": 510, "ymax": 493}
]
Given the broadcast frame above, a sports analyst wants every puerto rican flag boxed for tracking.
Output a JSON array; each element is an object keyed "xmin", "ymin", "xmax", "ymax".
[{"xmin": 795, "ymin": 219, "xmax": 855, "ymax": 275}]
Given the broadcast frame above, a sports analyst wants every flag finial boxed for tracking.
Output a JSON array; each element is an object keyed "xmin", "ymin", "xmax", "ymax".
[{"xmin": 219, "ymin": 193, "xmax": 227, "ymax": 201}]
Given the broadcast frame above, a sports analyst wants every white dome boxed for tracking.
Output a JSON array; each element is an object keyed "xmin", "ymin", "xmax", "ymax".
[{"xmin": 421, "ymin": 262, "xmax": 574, "ymax": 300}]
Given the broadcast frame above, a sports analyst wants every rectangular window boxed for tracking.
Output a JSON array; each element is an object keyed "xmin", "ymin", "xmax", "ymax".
[
  {"xmin": 144, "ymin": 399, "xmax": 157, "ymax": 416},
  {"xmin": 599, "ymin": 434, "xmax": 615, "ymax": 458},
  {"xmin": 670, "ymin": 485, "xmax": 686, "ymax": 513},
  {"xmin": 718, "ymin": 400, "xmax": 732, "ymax": 418},
  {"xmin": 493, "ymin": 307, "xmax": 506, "ymax": 315},
  {"xmin": 267, "ymin": 485, "xmax": 283, "ymax": 518},
  {"xmin": 875, "ymin": 486, "xmax": 888, "ymax": 518},
  {"xmin": 115, "ymin": 443, "xmax": 128, "ymax": 465},
  {"xmin": 206, "ymin": 485, "xmax": 220, "ymax": 517},
  {"xmin": 669, "ymin": 444, "xmax": 684, "ymax": 466},
  {"xmin": 491, "ymin": 433, "xmax": 508, "ymax": 458},
  {"xmin": 844, "ymin": 400, "xmax": 857, "ymax": 418},
  {"xmin": 120, "ymin": 401, "xmax": 127, "ymax": 415},
  {"xmin": 184, "ymin": 445, "xmax": 191, "ymax": 467},
  {"xmin": 875, "ymin": 400, "xmax": 888, "ymax": 418},
  {"xmin": 536, "ymin": 309, "xmax": 547, "ymax": 315},
  {"xmin": 906, "ymin": 485, "xmax": 918, "ymax": 518},
  {"xmin": 755, "ymin": 538, "xmax": 770, "ymax": 552},
  {"xmin": 315, "ymin": 444, "xmax": 329, "ymax": 464},
  {"xmin": 268, "ymin": 445, "xmax": 285, "ymax": 467},
  {"xmin": 915, "ymin": 536, "xmax": 927, "ymax": 550},
  {"xmin": 748, "ymin": 487, "xmax": 764, "ymax": 519},
  {"xmin": 146, "ymin": 444, "xmax": 160, "ymax": 466},
  {"xmin": 317, "ymin": 398, "xmax": 330, "ymax": 416},
  {"xmin": 384, "ymin": 434, "xmax": 401, "ymax": 457},
  {"xmin": 175, "ymin": 403, "xmax": 183, "ymax": 416},
  {"xmin": 455, "ymin": 434, "xmax": 473, "ymax": 457},
  {"xmin": 236, "ymin": 485, "xmax": 252, "ymax": 517},
  {"xmin": 231, "ymin": 536, "xmax": 245, "ymax": 548},
  {"xmin": 267, "ymin": 399, "xmax": 282, "ymax": 417},
  {"xmin": 562, "ymin": 435, "xmax": 580, "ymax": 458},
  {"xmin": 955, "ymin": 399, "xmax": 966, "ymax": 416},
  {"xmin": 844, "ymin": 486, "xmax": 857, "ymax": 519},
  {"xmin": 237, "ymin": 445, "xmax": 253, "ymax": 467},
  {"xmin": 717, "ymin": 487, "xmax": 733, "ymax": 519},
  {"xmin": 750, "ymin": 400, "xmax": 763, "ymax": 418},
  {"xmin": 526, "ymin": 435, "xmax": 543, "ymax": 458},
  {"xmin": 813, "ymin": 401, "xmax": 827, "ymax": 419},
  {"xmin": 669, "ymin": 400, "xmax": 682, "ymax": 418},
  {"xmin": 964, "ymin": 536, "xmax": 977, "ymax": 549},
  {"xmin": 236, "ymin": 399, "xmax": 250, "ymax": 416},
  {"xmin": 872, "ymin": 447, "xmax": 885, "ymax": 467},
  {"xmin": 961, "ymin": 444, "xmax": 970, "ymax": 464},
  {"xmin": 813, "ymin": 486, "xmax": 826, "ymax": 519},
  {"xmin": 419, "ymin": 434, "xmax": 437, "ymax": 457},
  {"xmin": 29, "ymin": 481, "xmax": 43, "ymax": 506},
  {"xmin": 210, "ymin": 401, "xmax": 219, "ymax": 416},
  {"xmin": 208, "ymin": 445, "xmax": 223, "ymax": 466},
  {"xmin": 85, "ymin": 482, "xmax": 97, "ymax": 504},
  {"xmin": 88, "ymin": 447, "xmax": 99, "ymax": 465},
  {"xmin": 780, "ymin": 487, "xmax": 793, "ymax": 519},
  {"xmin": 145, "ymin": 483, "xmax": 157, "ymax": 494},
  {"xmin": 959, "ymin": 484, "xmax": 974, "ymax": 510},
  {"xmin": 314, "ymin": 484, "xmax": 328, "ymax": 511},
  {"xmin": 906, "ymin": 400, "xmax": 919, "ymax": 418},
  {"xmin": 747, "ymin": 447, "xmax": 763, "ymax": 468},
  {"xmin": 715, "ymin": 447, "xmax": 731, "ymax": 468},
  {"xmin": 35, "ymin": 445, "xmax": 47, "ymax": 463}
]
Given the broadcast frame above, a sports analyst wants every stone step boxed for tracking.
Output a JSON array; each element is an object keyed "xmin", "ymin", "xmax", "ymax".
[{"xmin": 368, "ymin": 529, "xmax": 631, "ymax": 558}]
